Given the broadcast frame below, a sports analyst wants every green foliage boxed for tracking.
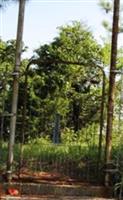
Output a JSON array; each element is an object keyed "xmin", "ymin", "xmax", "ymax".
[
  {"xmin": 61, "ymin": 123, "xmax": 99, "ymax": 146},
  {"xmin": 0, "ymin": 2, "xmax": 123, "ymax": 184},
  {"xmin": 30, "ymin": 21, "xmax": 103, "ymax": 137},
  {"xmin": 0, "ymin": 39, "xmax": 28, "ymax": 140},
  {"xmin": 53, "ymin": 21, "xmax": 102, "ymax": 63},
  {"xmin": 21, "ymin": 123, "xmax": 99, "ymax": 161}
]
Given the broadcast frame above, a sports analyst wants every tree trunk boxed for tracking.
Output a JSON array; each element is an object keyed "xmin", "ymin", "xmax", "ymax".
[
  {"xmin": 19, "ymin": 70, "xmax": 28, "ymax": 175},
  {"xmin": 105, "ymin": 0, "xmax": 120, "ymax": 186},
  {"xmin": 97, "ymin": 69, "xmax": 105, "ymax": 175},
  {"xmin": 52, "ymin": 113, "xmax": 61, "ymax": 144},
  {"xmin": 7, "ymin": 0, "xmax": 26, "ymax": 181},
  {"xmin": 73, "ymin": 101, "xmax": 80, "ymax": 132}
]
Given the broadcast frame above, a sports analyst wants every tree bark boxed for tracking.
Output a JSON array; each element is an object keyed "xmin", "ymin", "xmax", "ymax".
[
  {"xmin": 19, "ymin": 70, "xmax": 28, "ymax": 174},
  {"xmin": 72, "ymin": 100, "xmax": 80, "ymax": 132},
  {"xmin": 105, "ymin": 0, "xmax": 120, "ymax": 186},
  {"xmin": 7, "ymin": 0, "xmax": 26, "ymax": 181},
  {"xmin": 97, "ymin": 69, "xmax": 105, "ymax": 175},
  {"xmin": 52, "ymin": 113, "xmax": 61, "ymax": 144}
]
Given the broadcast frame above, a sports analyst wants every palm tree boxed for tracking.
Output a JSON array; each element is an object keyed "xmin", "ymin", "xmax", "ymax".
[
  {"xmin": 0, "ymin": 0, "xmax": 26, "ymax": 181},
  {"xmin": 105, "ymin": 0, "xmax": 120, "ymax": 186}
]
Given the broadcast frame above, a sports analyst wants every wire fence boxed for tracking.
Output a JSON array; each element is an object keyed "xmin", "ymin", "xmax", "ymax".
[
  {"xmin": 1, "ymin": 142, "xmax": 122, "ymax": 186},
  {"xmin": 0, "ymin": 143, "xmax": 104, "ymax": 184}
]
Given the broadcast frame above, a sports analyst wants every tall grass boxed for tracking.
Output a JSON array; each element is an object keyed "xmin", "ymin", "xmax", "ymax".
[{"xmin": 0, "ymin": 122, "xmax": 123, "ymax": 183}]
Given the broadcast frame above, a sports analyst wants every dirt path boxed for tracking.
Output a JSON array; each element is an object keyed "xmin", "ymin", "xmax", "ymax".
[
  {"xmin": 0, "ymin": 171, "xmax": 114, "ymax": 199},
  {"xmin": 0, "ymin": 196, "xmax": 115, "ymax": 200}
]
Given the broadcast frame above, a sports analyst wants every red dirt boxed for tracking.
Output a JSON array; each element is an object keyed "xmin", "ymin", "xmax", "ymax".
[
  {"xmin": 0, "ymin": 171, "xmax": 111, "ymax": 199},
  {"xmin": 0, "ymin": 170, "xmax": 92, "ymax": 197},
  {"xmin": 12, "ymin": 170, "xmax": 92, "ymax": 186}
]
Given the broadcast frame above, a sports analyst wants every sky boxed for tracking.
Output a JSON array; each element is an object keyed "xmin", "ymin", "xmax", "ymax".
[{"xmin": 0, "ymin": 0, "xmax": 123, "ymax": 58}]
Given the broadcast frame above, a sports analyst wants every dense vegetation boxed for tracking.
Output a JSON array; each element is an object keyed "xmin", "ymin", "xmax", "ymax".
[
  {"xmin": 0, "ymin": 1, "xmax": 123, "ymax": 194},
  {"xmin": 0, "ymin": 20, "xmax": 123, "ymax": 178},
  {"xmin": 0, "ymin": 22, "xmax": 104, "ymax": 140}
]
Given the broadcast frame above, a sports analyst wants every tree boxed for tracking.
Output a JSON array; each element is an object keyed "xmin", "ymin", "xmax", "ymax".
[
  {"xmin": 105, "ymin": 0, "xmax": 120, "ymax": 186},
  {"xmin": 97, "ymin": 1, "xmax": 123, "ymax": 172},
  {"xmin": 0, "ymin": 39, "xmax": 16, "ymax": 141},
  {"xmin": 3, "ymin": 0, "xmax": 26, "ymax": 181},
  {"xmin": 0, "ymin": 39, "xmax": 28, "ymax": 142},
  {"xmin": 30, "ymin": 22, "xmax": 103, "ymax": 139},
  {"xmin": 99, "ymin": 0, "xmax": 123, "ymax": 33}
]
